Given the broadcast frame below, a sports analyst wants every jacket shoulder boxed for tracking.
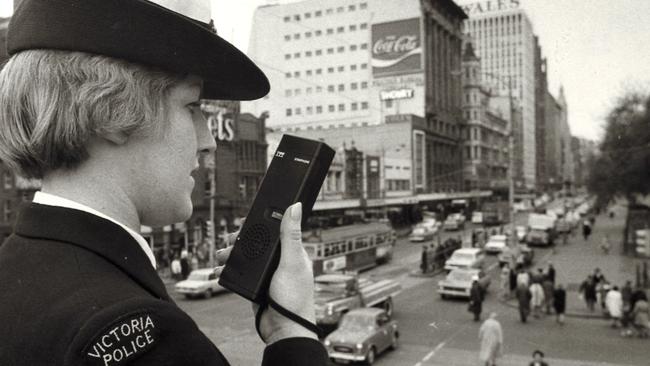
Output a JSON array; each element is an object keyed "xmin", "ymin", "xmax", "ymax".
[{"xmin": 63, "ymin": 298, "xmax": 229, "ymax": 366}]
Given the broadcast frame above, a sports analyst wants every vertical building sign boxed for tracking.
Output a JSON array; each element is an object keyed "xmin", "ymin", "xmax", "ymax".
[
  {"xmin": 371, "ymin": 18, "xmax": 422, "ymax": 77},
  {"xmin": 413, "ymin": 131, "xmax": 425, "ymax": 189}
]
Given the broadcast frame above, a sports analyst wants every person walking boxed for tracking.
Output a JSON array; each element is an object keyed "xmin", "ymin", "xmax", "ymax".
[
  {"xmin": 542, "ymin": 276, "xmax": 555, "ymax": 315},
  {"xmin": 500, "ymin": 263, "xmax": 511, "ymax": 300},
  {"xmin": 180, "ymin": 250, "xmax": 191, "ymax": 280},
  {"xmin": 529, "ymin": 350, "xmax": 549, "ymax": 366},
  {"xmin": 516, "ymin": 285, "xmax": 532, "ymax": 323},
  {"xmin": 579, "ymin": 275, "xmax": 597, "ymax": 312},
  {"xmin": 621, "ymin": 280, "xmax": 633, "ymax": 328},
  {"xmin": 582, "ymin": 220, "xmax": 592, "ymax": 241},
  {"xmin": 546, "ymin": 263, "xmax": 556, "ymax": 285},
  {"xmin": 632, "ymin": 297, "xmax": 650, "ymax": 338},
  {"xmin": 517, "ymin": 269, "xmax": 531, "ymax": 288},
  {"xmin": 171, "ymin": 254, "xmax": 182, "ymax": 281},
  {"xmin": 605, "ymin": 286, "xmax": 623, "ymax": 328},
  {"xmin": 530, "ymin": 282, "xmax": 545, "ymax": 318},
  {"xmin": 478, "ymin": 313, "xmax": 503, "ymax": 366},
  {"xmin": 469, "ymin": 280, "xmax": 484, "ymax": 322},
  {"xmin": 553, "ymin": 284, "xmax": 567, "ymax": 325}
]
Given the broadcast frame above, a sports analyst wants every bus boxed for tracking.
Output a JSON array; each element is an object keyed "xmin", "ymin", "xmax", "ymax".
[{"xmin": 301, "ymin": 222, "xmax": 396, "ymax": 276}]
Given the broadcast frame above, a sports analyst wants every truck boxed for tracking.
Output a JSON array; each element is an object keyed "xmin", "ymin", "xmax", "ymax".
[
  {"xmin": 313, "ymin": 273, "xmax": 402, "ymax": 329},
  {"xmin": 525, "ymin": 213, "xmax": 557, "ymax": 246}
]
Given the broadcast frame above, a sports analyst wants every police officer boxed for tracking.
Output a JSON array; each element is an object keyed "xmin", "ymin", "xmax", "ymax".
[{"xmin": 0, "ymin": 0, "xmax": 326, "ymax": 365}]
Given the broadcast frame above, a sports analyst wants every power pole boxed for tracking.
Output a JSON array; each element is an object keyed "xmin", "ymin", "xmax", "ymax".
[
  {"xmin": 206, "ymin": 153, "xmax": 217, "ymax": 268},
  {"xmin": 507, "ymin": 76, "xmax": 516, "ymax": 248}
]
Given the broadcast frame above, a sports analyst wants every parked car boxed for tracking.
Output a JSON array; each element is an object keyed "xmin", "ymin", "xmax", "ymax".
[
  {"xmin": 324, "ymin": 308, "xmax": 398, "ymax": 365},
  {"xmin": 444, "ymin": 248, "xmax": 485, "ymax": 271},
  {"xmin": 484, "ymin": 234, "xmax": 508, "ymax": 254},
  {"xmin": 438, "ymin": 268, "xmax": 490, "ymax": 299},
  {"xmin": 443, "ymin": 213, "xmax": 465, "ymax": 231},
  {"xmin": 175, "ymin": 268, "xmax": 225, "ymax": 299}
]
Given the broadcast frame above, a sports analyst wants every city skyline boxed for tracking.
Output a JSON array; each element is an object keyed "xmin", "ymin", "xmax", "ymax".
[{"xmin": 2, "ymin": 0, "xmax": 649, "ymax": 141}]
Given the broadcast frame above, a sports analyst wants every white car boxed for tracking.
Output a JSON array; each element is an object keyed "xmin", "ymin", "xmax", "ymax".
[
  {"xmin": 484, "ymin": 235, "xmax": 508, "ymax": 254},
  {"xmin": 444, "ymin": 248, "xmax": 485, "ymax": 271},
  {"xmin": 175, "ymin": 268, "xmax": 225, "ymax": 299}
]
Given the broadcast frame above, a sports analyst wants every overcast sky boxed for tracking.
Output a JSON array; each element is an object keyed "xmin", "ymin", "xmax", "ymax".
[{"xmin": 3, "ymin": 0, "xmax": 649, "ymax": 141}]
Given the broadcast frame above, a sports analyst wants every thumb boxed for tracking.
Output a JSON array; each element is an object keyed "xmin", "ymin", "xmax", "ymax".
[{"xmin": 279, "ymin": 202, "xmax": 303, "ymax": 267}]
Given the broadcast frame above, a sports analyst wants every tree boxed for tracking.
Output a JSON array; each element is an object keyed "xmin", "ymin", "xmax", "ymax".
[{"xmin": 587, "ymin": 91, "xmax": 650, "ymax": 208}]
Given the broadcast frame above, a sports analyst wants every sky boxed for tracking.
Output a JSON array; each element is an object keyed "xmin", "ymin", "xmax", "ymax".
[{"xmin": 3, "ymin": 0, "xmax": 650, "ymax": 141}]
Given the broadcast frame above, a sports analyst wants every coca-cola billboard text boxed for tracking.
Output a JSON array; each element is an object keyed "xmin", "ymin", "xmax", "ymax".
[{"xmin": 371, "ymin": 18, "xmax": 422, "ymax": 77}]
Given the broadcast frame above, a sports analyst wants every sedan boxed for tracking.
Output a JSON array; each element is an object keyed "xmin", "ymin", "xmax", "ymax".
[
  {"xmin": 324, "ymin": 308, "xmax": 398, "ymax": 365},
  {"xmin": 409, "ymin": 225, "xmax": 437, "ymax": 242},
  {"xmin": 484, "ymin": 235, "xmax": 508, "ymax": 254},
  {"xmin": 438, "ymin": 268, "xmax": 490, "ymax": 299},
  {"xmin": 174, "ymin": 268, "xmax": 225, "ymax": 299}
]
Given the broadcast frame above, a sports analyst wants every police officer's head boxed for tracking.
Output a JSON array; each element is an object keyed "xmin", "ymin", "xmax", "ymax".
[{"xmin": 0, "ymin": 0, "xmax": 269, "ymax": 225}]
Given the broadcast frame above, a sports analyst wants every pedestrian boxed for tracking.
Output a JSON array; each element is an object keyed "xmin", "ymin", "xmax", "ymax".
[
  {"xmin": 582, "ymin": 220, "xmax": 592, "ymax": 241},
  {"xmin": 546, "ymin": 262, "xmax": 556, "ymax": 285},
  {"xmin": 530, "ymin": 282, "xmax": 545, "ymax": 318},
  {"xmin": 500, "ymin": 263, "xmax": 511, "ymax": 300},
  {"xmin": 597, "ymin": 281, "xmax": 611, "ymax": 312},
  {"xmin": 516, "ymin": 285, "xmax": 532, "ymax": 323},
  {"xmin": 517, "ymin": 269, "xmax": 531, "ymax": 288},
  {"xmin": 605, "ymin": 286, "xmax": 623, "ymax": 328},
  {"xmin": 593, "ymin": 268, "xmax": 606, "ymax": 285},
  {"xmin": 509, "ymin": 265, "xmax": 518, "ymax": 294},
  {"xmin": 420, "ymin": 245, "xmax": 429, "ymax": 274},
  {"xmin": 180, "ymin": 250, "xmax": 191, "ymax": 280},
  {"xmin": 621, "ymin": 280, "xmax": 633, "ymax": 327},
  {"xmin": 579, "ymin": 275, "xmax": 597, "ymax": 312},
  {"xmin": 542, "ymin": 276, "xmax": 555, "ymax": 315},
  {"xmin": 478, "ymin": 313, "xmax": 503, "ymax": 366},
  {"xmin": 529, "ymin": 350, "xmax": 549, "ymax": 366},
  {"xmin": 0, "ymin": 0, "xmax": 327, "ymax": 364},
  {"xmin": 553, "ymin": 284, "xmax": 567, "ymax": 325},
  {"xmin": 469, "ymin": 279, "xmax": 484, "ymax": 322},
  {"xmin": 171, "ymin": 254, "xmax": 182, "ymax": 281},
  {"xmin": 600, "ymin": 235, "xmax": 611, "ymax": 254},
  {"xmin": 631, "ymin": 297, "xmax": 650, "ymax": 338}
]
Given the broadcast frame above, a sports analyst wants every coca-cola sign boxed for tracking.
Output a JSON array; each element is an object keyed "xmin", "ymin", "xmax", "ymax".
[{"xmin": 371, "ymin": 18, "xmax": 422, "ymax": 77}]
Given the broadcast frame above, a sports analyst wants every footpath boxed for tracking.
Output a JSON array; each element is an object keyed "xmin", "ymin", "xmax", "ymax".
[{"xmin": 504, "ymin": 202, "xmax": 649, "ymax": 318}]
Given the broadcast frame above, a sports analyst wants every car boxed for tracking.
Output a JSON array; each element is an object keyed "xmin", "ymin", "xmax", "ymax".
[
  {"xmin": 324, "ymin": 308, "xmax": 398, "ymax": 365},
  {"xmin": 174, "ymin": 268, "xmax": 225, "ymax": 299},
  {"xmin": 443, "ymin": 214, "xmax": 465, "ymax": 231},
  {"xmin": 484, "ymin": 234, "xmax": 508, "ymax": 254},
  {"xmin": 515, "ymin": 225, "xmax": 528, "ymax": 242},
  {"xmin": 438, "ymin": 268, "xmax": 491, "ymax": 299},
  {"xmin": 444, "ymin": 248, "xmax": 485, "ymax": 271},
  {"xmin": 408, "ymin": 223, "xmax": 437, "ymax": 242}
]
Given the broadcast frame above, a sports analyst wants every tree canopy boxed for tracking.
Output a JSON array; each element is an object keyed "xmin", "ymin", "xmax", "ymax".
[{"xmin": 587, "ymin": 91, "xmax": 650, "ymax": 207}]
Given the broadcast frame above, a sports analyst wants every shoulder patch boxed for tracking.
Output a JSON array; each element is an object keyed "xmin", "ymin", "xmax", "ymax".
[{"xmin": 83, "ymin": 311, "xmax": 159, "ymax": 366}]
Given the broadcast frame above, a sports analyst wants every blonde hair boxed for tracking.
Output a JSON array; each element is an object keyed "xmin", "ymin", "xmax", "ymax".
[{"xmin": 0, "ymin": 50, "xmax": 183, "ymax": 179}]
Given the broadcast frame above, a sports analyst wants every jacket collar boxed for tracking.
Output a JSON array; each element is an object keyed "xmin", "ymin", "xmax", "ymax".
[{"xmin": 14, "ymin": 203, "xmax": 171, "ymax": 301}]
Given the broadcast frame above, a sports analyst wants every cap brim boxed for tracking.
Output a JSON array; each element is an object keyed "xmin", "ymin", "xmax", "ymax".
[{"xmin": 7, "ymin": 0, "xmax": 270, "ymax": 100}]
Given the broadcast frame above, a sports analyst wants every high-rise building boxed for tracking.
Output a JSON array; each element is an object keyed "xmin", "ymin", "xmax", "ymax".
[
  {"xmin": 458, "ymin": 0, "xmax": 537, "ymax": 190},
  {"xmin": 534, "ymin": 35, "xmax": 548, "ymax": 190},
  {"xmin": 244, "ymin": 0, "xmax": 468, "ymax": 194}
]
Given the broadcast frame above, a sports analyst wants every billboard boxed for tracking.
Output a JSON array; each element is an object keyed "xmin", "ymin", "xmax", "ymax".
[{"xmin": 371, "ymin": 18, "xmax": 422, "ymax": 77}]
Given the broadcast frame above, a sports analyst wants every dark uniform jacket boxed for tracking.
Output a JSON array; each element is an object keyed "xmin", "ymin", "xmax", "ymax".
[{"xmin": 0, "ymin": 203, "xmax": 327, "ymax": 365}]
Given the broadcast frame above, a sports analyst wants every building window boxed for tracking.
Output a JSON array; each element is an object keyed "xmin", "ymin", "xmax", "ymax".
[
  {"xmin": 349, "ymin": 24, "xmax": 357, "ymax": 31},
  {"xmin": 360, "ymin": 23, "xmax": 368, "ymax": 29},
  {"xmin": 315, "ymin": 30, "xmax": 322, "ymax": 36},
  {"xmin": 351, "ymin": 82, "xmax": 358, "ymax": 90},
  {"xmin": 361, "ymin": 102, "xmax": 369, "ymax": 109},
  {"xmin": 350, "ymin": 44, "xmax": 357, "ymax": 51},
  {"xmin": 285, "ymin": 72, "xmax": 291, "ymax": 78},
  {"xmin": 361, "ymin": 81, "xmax": 368, "ymax": 89},
  {"xmin": 284, "ymin": 35, "xmax": 290, "ymax": 41},
  {"xmin": 283, "ymin": 16, "xmax": 290, "ymax": 22},
  {"xmin": 328, "ymin": 105, "xmax": 335, "ymax": 112},
  {"xmin": 327, "ymin": 28, "xmax": 334, "ymax": 35},
  {"xmin": 316, "ymin": 49, "xmax": 322, "ymax": 56},
  {"xmin": 294, "ymin": 14, "xmax": 300, "ymax": 21},
  {"xmin": 306, "ymin": 51, "xmax": 312, "ymax": 57},
  {"xmin": 327, "ymin": 48, "xmax": 334, "ymax": 54},
  {"xmin": 360, "ymin": 43, "xmax": 368, "ymax": 50},
  {"xmin": 285, "ymin": 89, "xmax": 292, "ymax": 97},
  {"xmin": 337, "ymin": 6, "xmax": 344, "ymax": 13},
  {"xmin": 305, "ymin": 12, "xmax": 311, "ymax": 19},
  {"xmin": 351, "ymin": 64, "xmax": 357, "ymax": 71},
  {"xmin": 337, "ymin": 46, "xmax": 345, "ymax": 53},
  {"xmin": 361, "ymin": 63, "xmax": 368, "ymax": 69},
  {"xmin": 349, "ymin": 4, "xmax": 356, "ymax": 11},
  {"xmin": 295, "ymin": 107, "xmax": 301, "ymax": 115},
  {"xmin": 293, "ymin": 52, "xmax": 300, "ymax": 58},
  {"xmin": 326, "ymin": 8, "xmax": 333, "ymax": 15},
  {"xmin": 284, "ymin": 54, "xmax": 291, "ymax": 60},
  {"xmin": 315, "ymin": 10, "xmax": 322, "ymax": 17},
  {"xmin": 338, "ymin": 104, "xmax": 345, "ymax": 112},
  {"xmin": 327, "ymin": 67, "xmax": 334, "ymax": 73},
  {"xmin": 337, "ymin": 26, "xmax": 344, "ymax": 33},
  {"xmin": 306, "ymin": 87, "xmax": 313, "ymax": 94},
  {"xmin": 306, "ymin": 106, "xmax": 313, "ymax": 114},
  {"xmin": 327, "ymin": 85, "xmax": 335, "ymax": 92},
  {"xmin": 385, "ymin": 99, "xmax": 393, "ymax": 108},
  {"xmin": 360, "ymin": 3, "xmax": 368, "ymax": 10},
  {"xmin": 316, "ymin": 106, "xmax": 323, "ymax": 114},
  {"xmin": 337, "ymin": 65, "xmax": 344, "ymax": 72},
  {"xmin": 286, "ymin": 108, "xmax": 292, "ymax": 116},
  {"xmin": 293, "ymin": 33, "xmax": 300, "ymax": 40},
  {"xmin": 293, "ymin": 71, "xmax": 300, "ymax": 77},
  {"xmin": 306, "ymin": 70, "xmax": 313, "ymax": 76},
  {"xmin": 306, "ymin": 31, "xmax": 312, "ymax": 38},
  {"xmin": 294, "ymin": 88, "xmax": 301, "ymax": 96},
  {"xmin": 316, "ymin": 68, "xmax": 322, "ymax": 74},
  {"xmin": 351, "ymin": 102, "xmax": 358, "ymax": 111},
  {"xmin": 338, "ymin": 84, "xmax": 345, "ymax": 91},
  {"xmin": 316, "ymin": 86, "xmax": 323, "ymax": 93}
]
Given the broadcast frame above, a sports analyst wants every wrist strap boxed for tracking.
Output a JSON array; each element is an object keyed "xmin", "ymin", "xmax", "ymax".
[{"xmin": 255, "ymin": 297, "xmax": 323, "ymax": 342}]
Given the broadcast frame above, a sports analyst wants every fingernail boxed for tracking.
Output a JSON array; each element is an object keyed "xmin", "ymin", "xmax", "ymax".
[{"xmin": 291, "ymin": 202, "xmax": 302, "ymax": 221}]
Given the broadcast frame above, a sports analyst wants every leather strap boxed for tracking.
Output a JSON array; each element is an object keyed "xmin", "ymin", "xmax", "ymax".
[{"xmin": 255, "ymin": 297, "xmax": 323, "ymax": 342}]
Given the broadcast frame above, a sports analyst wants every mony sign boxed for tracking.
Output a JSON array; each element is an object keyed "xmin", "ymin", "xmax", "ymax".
[{"xmin": 371, "ymin": 18, "xmax": 422, "ymax": 77}]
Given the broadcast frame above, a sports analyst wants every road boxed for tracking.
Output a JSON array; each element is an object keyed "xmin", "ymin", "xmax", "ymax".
[{"xmin": 168, "ymin": 209, "xmax": 646, "ymax": 366}]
